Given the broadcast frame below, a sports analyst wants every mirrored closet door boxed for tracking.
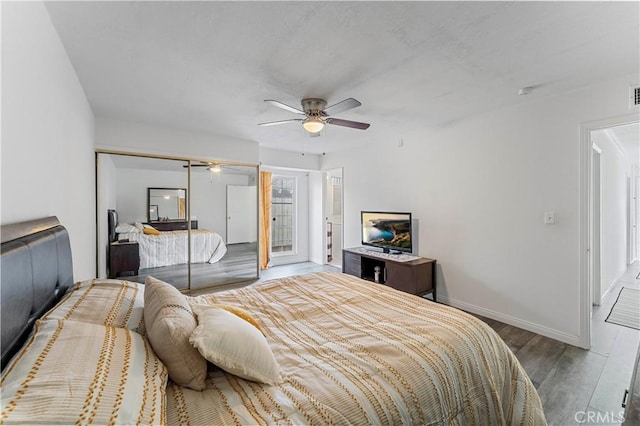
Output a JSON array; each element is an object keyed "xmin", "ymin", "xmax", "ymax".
[
  {"xmin": 188, "ymin": 162, "xmax": 258, "ymax": 290},
  {"xmin": 97, "ymin": 152, "xmax": 259, "ymax": 292}
]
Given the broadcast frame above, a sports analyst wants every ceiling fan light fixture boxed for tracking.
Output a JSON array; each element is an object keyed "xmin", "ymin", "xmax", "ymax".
[
  {"xmin": 302, "ymin": 116, "xmax": 325, "ymax": 133},
  {"xmin": 207, "ymin": 164, "xmax": 222, "ymax": 173}
]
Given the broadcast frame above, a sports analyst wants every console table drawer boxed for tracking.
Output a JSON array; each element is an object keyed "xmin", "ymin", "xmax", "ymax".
[{"xmin": 342, "ymin": 251, "xmax": 362, "ymax": 277}]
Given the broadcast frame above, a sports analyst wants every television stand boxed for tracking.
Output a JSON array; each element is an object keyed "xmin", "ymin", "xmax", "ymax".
[{"xmin": 342, "ymin": 247, "xmax": 436, "ymax": 300}]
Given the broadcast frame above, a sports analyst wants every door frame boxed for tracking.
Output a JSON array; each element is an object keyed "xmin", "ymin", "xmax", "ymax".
[
  {"xmin": 590, "ymin": 143, "xmax": 602, "ymax": 308},
  {"xmin": 579, "ymin": 112, "xmax": 639, "ymax": 349}
]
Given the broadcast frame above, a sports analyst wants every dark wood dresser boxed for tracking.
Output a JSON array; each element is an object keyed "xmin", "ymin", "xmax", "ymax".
[{"xmin": 149, "ymin": 220, "xmax": 198, "ymax": 231}]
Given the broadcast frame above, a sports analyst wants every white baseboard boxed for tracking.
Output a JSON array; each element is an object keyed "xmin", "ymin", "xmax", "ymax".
[
  {"xmin": 601, "ymin": 280, "xmax": 617, "ymax": 303},
  {"xmin": 437, "ymin": 295, "xmax": 582, "ymax": 347},
  {"xmin": 601, "ymin": 266, "xmax": 630, "ymax": 301}
]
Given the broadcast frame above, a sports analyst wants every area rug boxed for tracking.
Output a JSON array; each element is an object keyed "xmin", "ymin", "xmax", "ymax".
[{"xmin": 605, "ymin": 287, "xmax": 640, "ymax": 330}]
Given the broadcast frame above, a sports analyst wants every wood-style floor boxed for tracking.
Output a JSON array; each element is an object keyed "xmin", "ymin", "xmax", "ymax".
[
  {"xmin": 474, "ymin": 262, "xmax": 639, "ymax": 425},
  {"xmin": 125, "ymin": 242, "xmax": 259, "ymax": 291},
  {"xmin": 191, "ymin": 260, "xmax": 640, "ymax": 425}
]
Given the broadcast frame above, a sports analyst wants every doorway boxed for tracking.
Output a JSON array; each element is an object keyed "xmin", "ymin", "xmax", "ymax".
[
  {"xmin": 263, "ymin": 168, "xmax": 310, "ymax": 266},
  {"xmin": 324, "ymin": 168, "xmax": 343, "ymax": 268},
  {"xmin": 581, "ymin": 116, "xmax": 639, "ymax": 349}
]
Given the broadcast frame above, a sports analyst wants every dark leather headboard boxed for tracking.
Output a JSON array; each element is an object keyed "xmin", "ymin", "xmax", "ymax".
[
  {"xmin": 1, "ymin": 217, "xmax": 73, "ymax": 370},
  {"xmin": 107, "ymin": 209, "xmax": 117, "ymax": 243}
]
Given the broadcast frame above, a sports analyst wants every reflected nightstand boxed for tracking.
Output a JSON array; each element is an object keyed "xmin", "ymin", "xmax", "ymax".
[{"xmin": 109, "ymin": 241, "xmax": 140, "ymax": 278}]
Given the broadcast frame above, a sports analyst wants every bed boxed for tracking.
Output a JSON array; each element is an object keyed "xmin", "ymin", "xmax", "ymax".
[
  {"xmin": 108, "ymin": 209, "xmax": 227, "ymax": 269},
  {"xmin": 1, "ymin": 217, "xmax": 547, "ymax": 425}
]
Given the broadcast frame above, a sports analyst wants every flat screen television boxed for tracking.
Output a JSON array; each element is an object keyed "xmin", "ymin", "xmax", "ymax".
[{"xmin": 361, "ymin": 211, "xmax": 412, "ymax": 254}]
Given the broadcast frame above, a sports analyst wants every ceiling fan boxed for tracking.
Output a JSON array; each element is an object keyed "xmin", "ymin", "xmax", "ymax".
[
  {"xmin": 258, "ymin": 97, "xmax": 370, "ymax": 135},
  {"xmin": 183, "ymin": 162, "xmax": 242, "ymax": 174}
]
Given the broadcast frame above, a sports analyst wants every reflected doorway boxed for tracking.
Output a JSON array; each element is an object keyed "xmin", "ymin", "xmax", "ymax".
[{"xmin": 325, "ymin": 168, "xmax": 343, "ymax": 268}]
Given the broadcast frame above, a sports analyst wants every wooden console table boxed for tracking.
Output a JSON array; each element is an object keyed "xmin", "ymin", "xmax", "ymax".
[{"xmin": 342, "ymin": 247, "xmax": 436, "ymax": 300}]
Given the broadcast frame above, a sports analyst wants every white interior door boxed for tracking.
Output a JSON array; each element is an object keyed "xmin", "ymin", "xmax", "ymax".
[{"xmin": 227, "ymin": 185, "xmax": 257, "ymax": 244}]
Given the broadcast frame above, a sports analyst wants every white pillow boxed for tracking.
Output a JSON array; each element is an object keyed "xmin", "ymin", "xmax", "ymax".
[
  {"xmin": 189, "ymin": 305, "xmax": 282, "ymax": 385},
  {"xmin": 134, "ymin": 222, "xmax": 144, "ymax": 232},
  {"xmin": 115, "ymin": 223, "xmax": 139, "ymax": 233}
]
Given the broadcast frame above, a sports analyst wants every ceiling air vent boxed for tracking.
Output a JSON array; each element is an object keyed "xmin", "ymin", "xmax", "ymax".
[{"xmin": 631, "ymin": 85, "xmax": 640, "ymax": 109}]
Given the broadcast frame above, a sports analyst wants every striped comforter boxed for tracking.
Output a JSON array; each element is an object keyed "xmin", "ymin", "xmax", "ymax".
[
  {"xmin": 118, "ymin": 229, "xmax": 227, "ymax": 269},
  {"xmin": 171, "ymin": 272, "xmax": 546, "ymax": 425}
]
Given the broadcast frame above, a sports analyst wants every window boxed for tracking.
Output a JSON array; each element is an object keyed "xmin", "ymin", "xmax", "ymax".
[{"xmin": 271, "ymin": 176, "xmax": 295, "ymax": 253}]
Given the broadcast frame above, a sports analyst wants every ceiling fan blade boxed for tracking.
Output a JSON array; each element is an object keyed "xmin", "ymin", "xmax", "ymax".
[
  {"xmin": 326, "ymin": 117, "xmax": 370, "ymax": 130},
  {"xmin": 324, "ymin": 98, "xmax": 361, "ymax": 116},
  {"xmin": 183, "ymin": 164, "xmax": 211, "ymax": 168},
  {"xmin": 264, "ymin": 100, "xmax": 305, "ymax": 115},
  {"xmin": 258, "ymin": 118, "xmax": 304, "ymax": 127}
]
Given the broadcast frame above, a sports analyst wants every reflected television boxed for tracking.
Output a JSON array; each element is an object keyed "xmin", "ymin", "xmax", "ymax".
[{"xmin": 361, "ymin": 211, "xmax": 412, "ymax": 254}]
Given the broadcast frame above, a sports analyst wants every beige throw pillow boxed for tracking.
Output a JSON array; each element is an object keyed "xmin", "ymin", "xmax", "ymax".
[
  {"xmin": 144, "ymin": 276, "xmax": 207, "ymax": 390},
  {"xmin": 189, "ymin": 304, "xmax": 282, "ymax": 385}
]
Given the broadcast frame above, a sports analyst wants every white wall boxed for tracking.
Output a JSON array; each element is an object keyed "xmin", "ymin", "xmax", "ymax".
[
  {"xmin": 1, "ymin": 2, "xmax": 96, "ymax": 281},
  {"xmin": 308, "ymin": 171, "xmax": 324, "ymax": 264},
  {"xmin": 96, "ymin": 154, "xmax": 117, "ymax": 277},
  {"xmin": 96, "ymin": 117, "xmax": 259, "ymax": 164},
  {"xmin": 592, "ymin": 129, "xmax": 632, "ymax": 299},
  {"xmin": 322, "ymin": 74, "xmax": 638, "ymax": 346},
  {"xmin": 260, "ymin": 147, "xmax": 321, "ymax": 170}
]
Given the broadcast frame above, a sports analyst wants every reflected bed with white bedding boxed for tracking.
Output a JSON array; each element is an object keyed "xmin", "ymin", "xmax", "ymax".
[{"xmin": 118, "ymin": 229, "xmax": 227, "ymax": 269}]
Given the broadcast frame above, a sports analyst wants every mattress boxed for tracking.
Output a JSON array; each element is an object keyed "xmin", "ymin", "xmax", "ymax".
[
  {"xmin": 170, "ymin": 272, "xmax": 546, "ymax": 425},
  {"xmin": 118, "ymin": 229, "xmax": 227, "ymax": 269}
]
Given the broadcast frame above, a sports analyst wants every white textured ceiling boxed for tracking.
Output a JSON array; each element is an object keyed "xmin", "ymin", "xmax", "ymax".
[{"xmin": 45, "ymin": 1, "xmax": 639, "ymax": 156}]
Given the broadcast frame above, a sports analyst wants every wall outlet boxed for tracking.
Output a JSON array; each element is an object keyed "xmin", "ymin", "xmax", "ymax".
[{"xmin": 544, "ymin": 211, "xmax": 555, "ymax": 224}]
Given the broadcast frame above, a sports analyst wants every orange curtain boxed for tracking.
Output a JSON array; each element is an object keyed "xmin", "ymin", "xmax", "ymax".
[{"xmin": 259, "ymin": 171, "xmax": 272, "ymax": 270}]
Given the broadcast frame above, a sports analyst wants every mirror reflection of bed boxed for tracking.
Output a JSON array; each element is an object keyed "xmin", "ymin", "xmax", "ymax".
[{"xmin": 99, "ymin": 154, "xmax": 259, "ymax": 291}]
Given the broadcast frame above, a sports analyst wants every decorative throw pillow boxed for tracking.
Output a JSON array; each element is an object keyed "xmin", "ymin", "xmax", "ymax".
[
  {"xmin": 144, "ymin": 276, "xmax": 207, "ymax": 391},
  {"xmin": 189, "ymin": 304, "xmax": 282, "ymax": 385},
  {"xmin": 143, "ymin": 225, "xmax": 161, "ymax": 235},
  {"xmin": 189, "ymin": 302, "xmax": 263, "ymax": 334},
  {"xmin": 115, "ymin": 223, "xmax": 140, "ymax": 233}
]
